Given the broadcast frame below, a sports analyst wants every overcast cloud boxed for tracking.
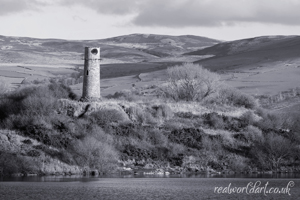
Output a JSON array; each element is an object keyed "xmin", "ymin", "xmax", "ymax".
[
  {"xmin": 133, "ymin": 0, "xmax": 300, "ymax": 27},
  {"xmin": 0, "ymin": 0, "xmax": 300, "ymax": 40},
  {"xmin": 1, "ymin": 0, "xmax": 300, "ymax": 27},
  {"xmin": 0, "ymin": 0, "xmax": 47, "ymax": 16},
  {"xmin": 56, "ymin": 0, "xmax": 300, "ymax": 27}
]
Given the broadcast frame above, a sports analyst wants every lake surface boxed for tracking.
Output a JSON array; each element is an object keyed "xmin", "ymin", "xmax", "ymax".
[{"xmin": 1, "ymin": 175, "xmax": 300, "ymax": 200}]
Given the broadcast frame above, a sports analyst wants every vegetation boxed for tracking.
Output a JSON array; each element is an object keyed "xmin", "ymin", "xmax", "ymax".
[
  {"xmin": 0, "ymin": 63, "xmax": 300, "ymax": 176},
  {"xmin": 158, "ymin": 63, "xmax": 220, "ymax": 101}
]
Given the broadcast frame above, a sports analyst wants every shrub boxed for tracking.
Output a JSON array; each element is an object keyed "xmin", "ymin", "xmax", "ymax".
[
  {"xmin": 22, "ymin": 139, "xmax": 33, "ymax": 145},
  {"xmin": 201, "ymin": 136, "xmax": 224, "ymax": 155},
  {"xmin": 250, "ymin": 133, "xmax": 294, "ymax": 171},
  {"xmin": 20, "ymin": 95, "xmax": 57, "ymax": 116},
  {"xmin": 106, "ymin": 90, "xmax": 146, "ymax": 102},
  {"xmin": 239, "ymin": 111, "xmax": 257, "ymax": 127},
  {"xmin": 71, "ymin": 136, "xmax": 119, "ymax": 173},
  {"xmin": 243, "ymin": 125, "xmax": 263, "ymax": 142},
  {"xmin": 225, "ymin": 154, "xmax": 249, "ymax": 172},
  {"xmin": 87, "ymin": 124, "xmax": 114, "ymax": 145},
  {"xmin": 107, "ymin": 90, "xmax": 133, "ymax": 100},
  {"xmin": 254, "ymin": 109, "xmax": 283, "ymax": 131},
  {"xmin": 213, "ymin": 86, "xmax": 258, "ymax": 109},
  {"xmin": 167, "ymin": 128, "xmax": 204, "ymax": 149},
  {"xmin": 202, "ymin": 112, "xmax": 225, "ymax": 129},
  {"xmin": 153, "ymin": 104, "xmax": 174, "ymax": 119},
  {"xmin": 47, "ymin": 83, "xmax": 77, "ymax": 100},
  {"xmin": 0, "ymin": 153, "xmax": 40, "ymax": 176},
  {"xmin": 90, "ymin": 108, "xmax": 129, "ymax": 126},
  {"xmin": 0, "ymin": 83, "xmax": 77, "ymax": 123},
  {"xmin": 163, "ymin": 119, "xmax": 184, "ymax": 130},
  {"xmin": 281, "ymin": 113, "xmax": 300, "ymax": 142},
  {"xmin": 157, "ymin": 63, "xmax": 220, "ymax": 102},
  {"xmin": 219, "ymin": 131, "xmax": 236, "ymax": 149},
  {"xmin": 146, "ymin": 129, "xmax": 168, "ymax": 146},
  {"xmin": 121, "ymin": 144, "xmax": 153, "ymax": 161},
  {"xmin": 127, "ymin": 106, "xmax": 158, "ymax": 125},
  {"xmin": 27, "ymin": 150, "xmax": 41, "ymax": 157},
  {"xmin": 0, "ymin": 153, "xmax": 23, "ymax": 175}
]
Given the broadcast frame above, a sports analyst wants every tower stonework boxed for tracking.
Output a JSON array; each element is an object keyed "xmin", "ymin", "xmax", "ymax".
[{"xmin": 81, "ymin": 47, "xmax": 101, "ymax": 101}]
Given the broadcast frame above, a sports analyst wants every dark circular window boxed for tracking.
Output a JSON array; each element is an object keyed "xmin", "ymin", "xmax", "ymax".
[{"xmin": 91, "ymin": 49, "xmax": 98, "ymax": 55}]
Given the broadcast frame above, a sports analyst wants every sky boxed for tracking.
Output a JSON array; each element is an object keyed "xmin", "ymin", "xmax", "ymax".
[{"xmin": 1, "ymin": 0, "xmax": 300, "ymax": 41}]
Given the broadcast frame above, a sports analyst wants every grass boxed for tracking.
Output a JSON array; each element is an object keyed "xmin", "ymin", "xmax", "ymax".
[
  {"xmin": 100, "ymin": 62, "xmax": 182, "ymax": 79},
  {"xmin": 0, "ymin": 70, "xmax": 28, "ymax": 78}
]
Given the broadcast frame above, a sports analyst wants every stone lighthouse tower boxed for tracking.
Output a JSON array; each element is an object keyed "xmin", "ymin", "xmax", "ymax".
[{"xmin": 81, "ymin": 47, "xmax": 101, "ymax": 101}]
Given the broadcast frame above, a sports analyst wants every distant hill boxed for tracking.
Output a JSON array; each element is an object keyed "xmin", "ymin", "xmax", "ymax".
[
  {"xmin": 185, "ymin": 35, "xmax": 300, "ymax": 71},
  {"xmin": 0, "ymin": 34, "xmax": 220, "ymax": 65},
  {"xmin": 2, "ymin": 33, "xmax": 300, "ymax": 98},
  {"xmin": 183, "ymin": 35, "xmax": 300, "ymax": 97}
]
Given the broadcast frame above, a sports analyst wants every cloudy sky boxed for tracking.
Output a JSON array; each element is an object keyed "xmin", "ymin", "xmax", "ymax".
[{"xmin": 1, "ymin": 0, "xmax": 300, "ymax": 41}]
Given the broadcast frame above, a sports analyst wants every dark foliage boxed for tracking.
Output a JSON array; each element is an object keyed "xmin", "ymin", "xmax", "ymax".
[{"xmin": 167, "ymin": 128, "xmax": 205, "ymax": 149}]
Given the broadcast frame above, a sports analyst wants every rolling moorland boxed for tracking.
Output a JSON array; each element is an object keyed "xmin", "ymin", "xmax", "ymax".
[{"xmin": 0, "ymin": 34, "xmax": 300, "ymax": 176}]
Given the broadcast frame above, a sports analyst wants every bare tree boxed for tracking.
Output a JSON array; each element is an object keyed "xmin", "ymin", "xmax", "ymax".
[
  {"xmin": 158, "ymin": 63, "xmax": 220, "ymax": 101},
  {"xmin": 251, "ymin": 133, "xmax": 294, "ymax": 171}
]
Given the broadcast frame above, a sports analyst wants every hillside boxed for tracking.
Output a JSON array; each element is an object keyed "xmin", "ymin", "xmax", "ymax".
[
  {"xmin": 183, "ymin": 35, "xmax": 300, "ymax": 96},
  {"xmin": 1, "ymin": 33, "xmax": 300, "ymax": 97},
  {"xmin": 186, "ymin": 35, "xmax": 300, "ymax": 70},
  {"xmin": 0, "ymin": 33, "xmax": 219, "ymax": 91},
  {"xmin": 0, "ymin": 34, "xmax": 219, "ymax": 65}
]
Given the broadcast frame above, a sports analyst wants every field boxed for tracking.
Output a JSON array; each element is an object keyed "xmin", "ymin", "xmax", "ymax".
[
  {"xmin": 0, "ymin": 63, "xmax": 77, "ymax": 89},
  {"xmin": 221, "ymin": 59, "xmax": 300, "ymax": 96}
]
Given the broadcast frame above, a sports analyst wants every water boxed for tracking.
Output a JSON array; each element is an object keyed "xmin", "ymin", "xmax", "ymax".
[
  {"xmin": 1, "ymin": 174, "xmax": 300, "ymax": 200},
  {"xmin": 1, "ymin": 172, "xmax": 300, "ymax": 182}
]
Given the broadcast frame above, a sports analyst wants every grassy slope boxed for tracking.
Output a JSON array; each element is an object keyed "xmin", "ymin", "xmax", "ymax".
[
  {"xmin": 188, "ymin": 36, "xmax": 300, "ymax": 71},
  {"xmin": 183, "ymin": 36, "xmax": 300, "ymax": 96}
]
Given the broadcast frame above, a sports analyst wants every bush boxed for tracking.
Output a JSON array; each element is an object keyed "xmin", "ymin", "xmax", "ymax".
[
  {"xmin": 87, "ymin": 124, "xmax": 114, "ymax": 144},
  {"xmin": 239, "ymin": 111, "xmax": 257, "ymax": 127},
  {"xmin": 106, "ymin": 90, "xmax": 135, "ymax": 101},
  {"xmin": 158, "ymin": 63, "xmax": 220, "ymax": 102},
  {"xmin": 146, "ymin": 129, "xmax": 168, "ymax": 146},
  {"xmin": 225, "ymin": 154, "xmax": 249, "ymax": 172},
  {"xmin": 210, "ymin": 86, "xmax": 258, "ymax": 109},
  {"xmin": 71, "ymin": 136, "xmax": 119, "ymax": 173},
  {"xmin": 281, "ymin": 113, "xmax": 300, "ymax": 141},
  {"xmin": 20, "ymin": 95, "xmax": 57, "ymax": 116},
  {"xmin": 0, "ymin": 153, "xmax": 40, "ymax": 176},
  {"xmin": 243, "ymin": 125, "xmax": 263, "ymax": 142},
  {"xmin": 90, "ymin": 108, "xmax": 129, "ymax": 126},
  {"xmin": 22, "ymin": 139, "xmax": 33, "ymax": 145},
  {"xmin": 153, "ymin": 104, "xmax": 174, "ymax": 119},
  {"xmin": 250, "ymin": 133, "xmax": 294, "ymax": 171},
  {"xmin": 167, "ymin": 128, "xmax": 205, "ymax": 149},
  {"xmin": 127, "ymin": 106, "xmax": 158, "ymax": 125},
  {"xmin": 27, "ymin": 150, "xmax": 41, "ymax": 157},
  {"xmin": 254, "ymin": 109, "xmax": 283, "ymax": 131},
  {"xmin": 0, "ymin": 83, "xmax": 77, "ymax": 123},
  {"xmin": 202, "ymin": 112, "xmax": 225, "ymax": 129},
  {"xmin": 106, "ymin": 89, "xmax": 148, "ymax": 102},
  {"xmin": 121, "ymin": 144, "xmax": 154, "ymax": 161}
]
